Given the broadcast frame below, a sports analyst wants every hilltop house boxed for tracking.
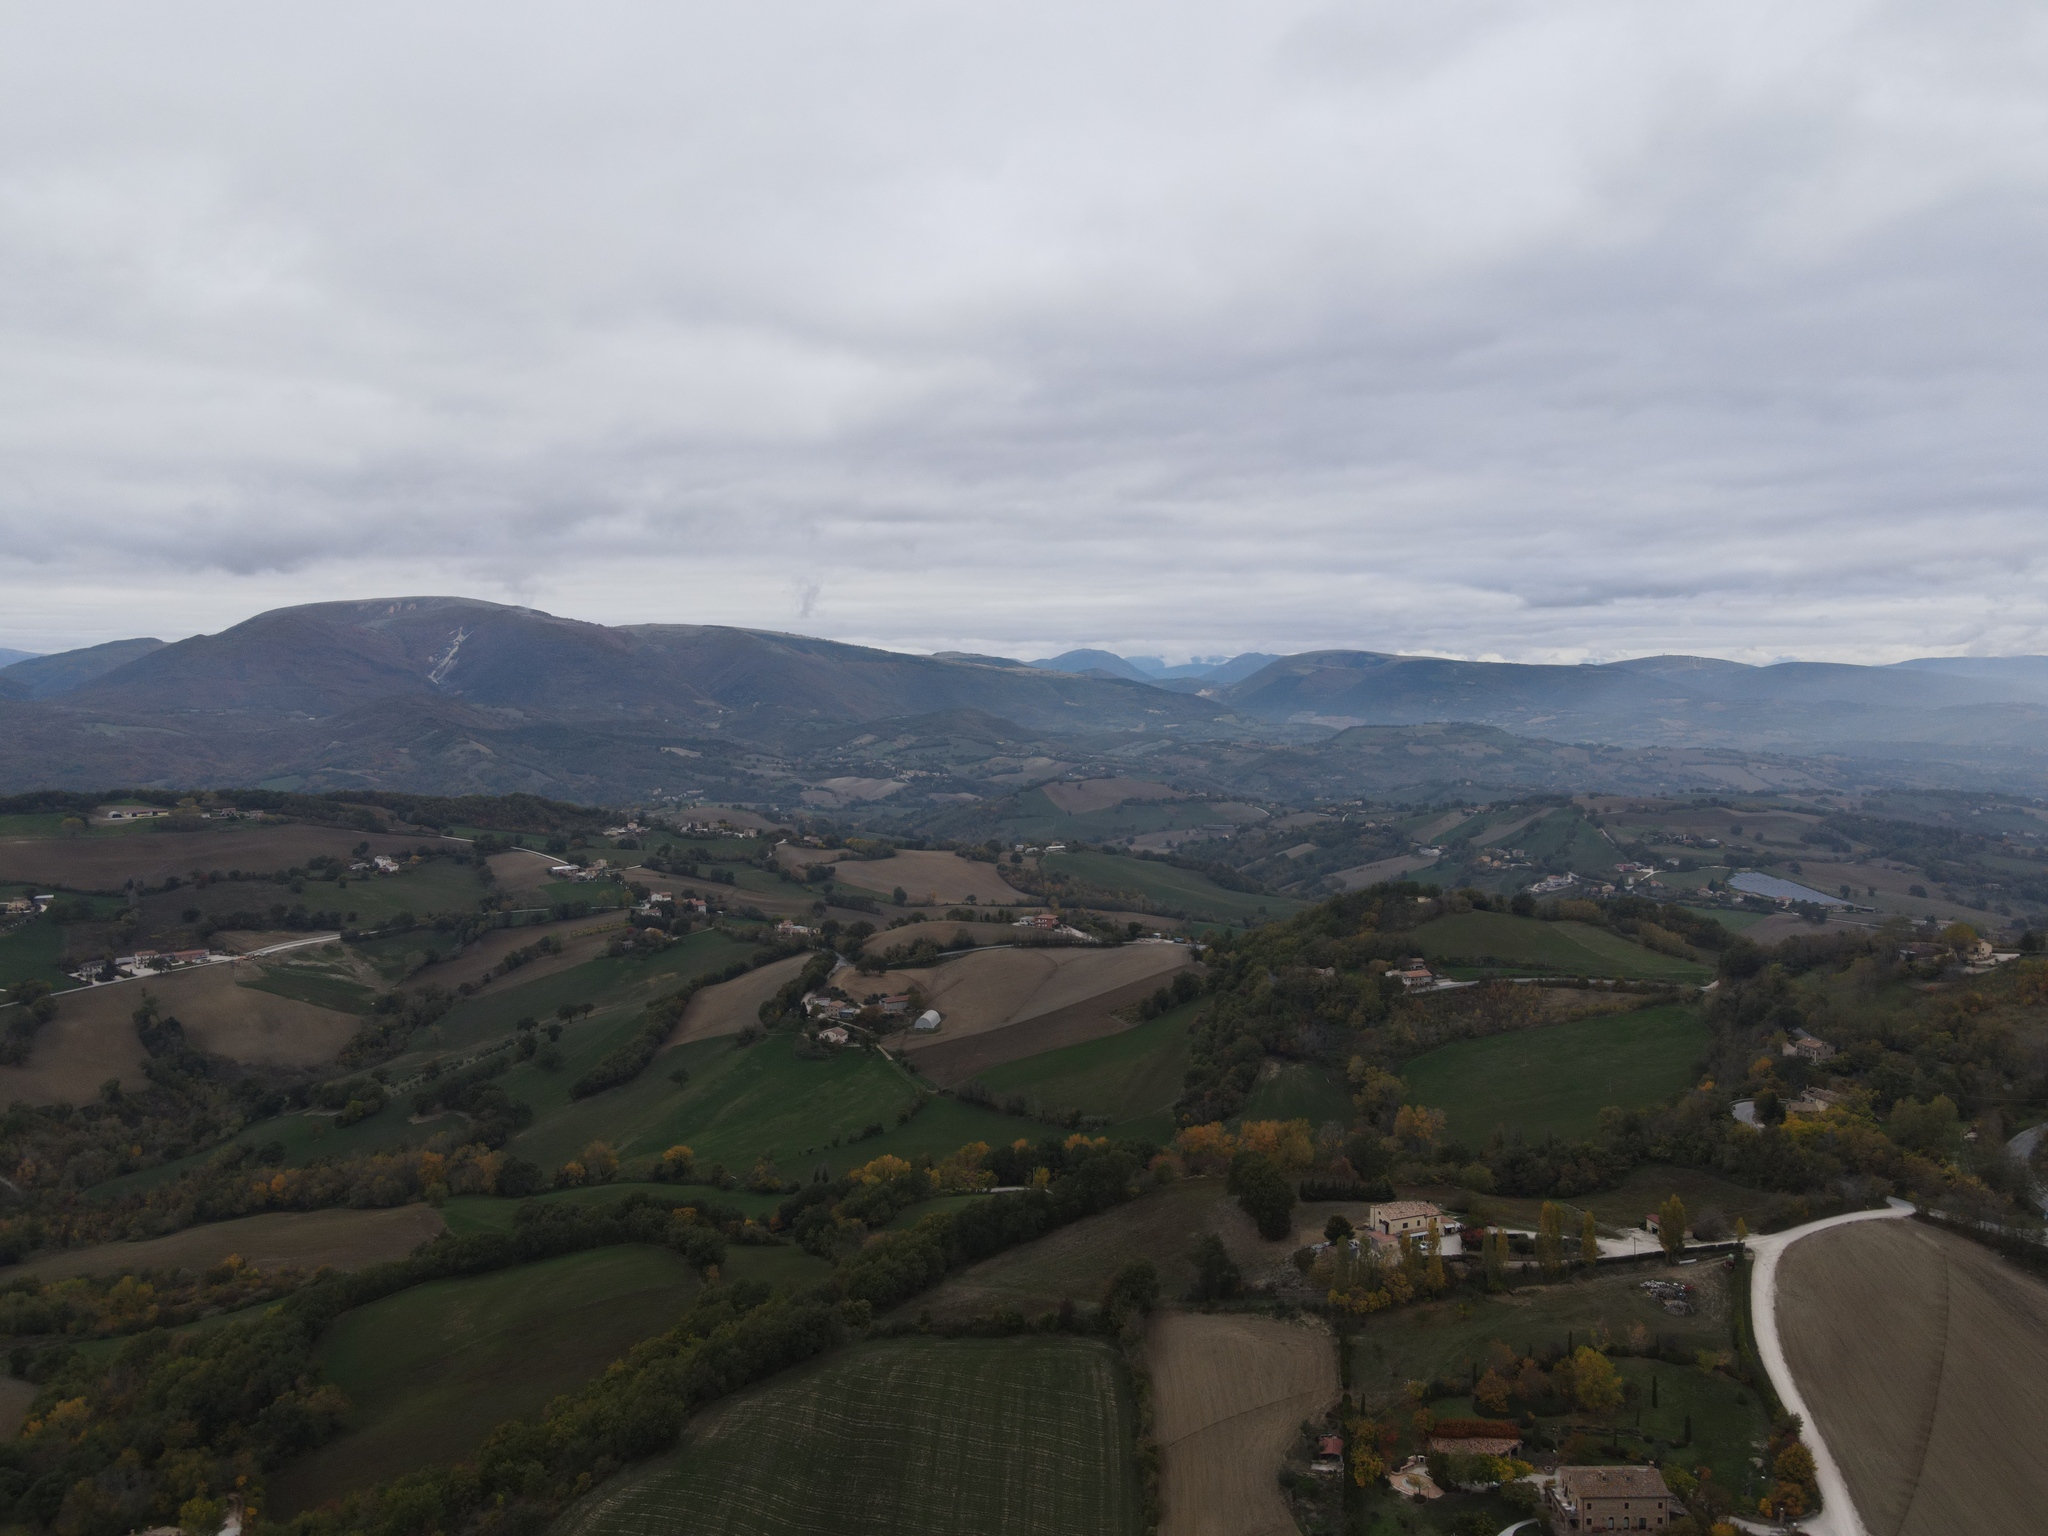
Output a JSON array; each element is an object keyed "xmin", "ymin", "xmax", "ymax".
[
  {"xmin": 1545, "ymin": 1466, "xmax": 1674, "ymax": 1532},
  {"xmin": 1365, "ymin": 1201, "xmax": 1441, "ymax": 1239},
  {"xmin": 1781, "ymin": 1031, "xmax": 1835, "ymax": 1062},
  {"xmin": 817, "ymin": 1026, "xmax": 850, "ymax": 1046}
]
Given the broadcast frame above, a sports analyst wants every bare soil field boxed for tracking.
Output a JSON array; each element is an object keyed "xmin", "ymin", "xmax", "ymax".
[
  {"xmin": 665, "ymin": 953, "xmax": 815, "ymax": 1048},
  {"xmin": 861, "ymin": 945, "xmax": 1190, "ymax": 1082},
  {"xmin": 910, "ymin": 1180, "xmax": 1234, "ymax": 1322},
  {"xmin": 41, "ymin": 963, "xmax": 361, "ymax": 1076},
  {"xmin": 827, "ymin": 850, "xmax": 1031, "ymax": 907},
  {"xmin": 904, "ymin": 971, "xmax": 1195, "ymax": 1087},
  {"xmin": 4, "ymin": 1205, "xmax": 446, "ymax": 1281},
  {"xmin": 0, "ymin": 826, "xmax": 462, "ymax": 893},
  {"xmin": 488, "ymin": 849, "xmax": 561, "ymax": 895},
  {"xmin": 1777, "ymin": 1218, "xmax": 2048, "ymax": 1535},
  {"xmin": 0, "ymin": 985, "xmax": 150, "ymax": 1103},
  {"xmin": 1041, "ymin": 778, "xmax": 1185, "ymax": 816},
  {"xmin": 1148, "ymin": 1312, "xmax": 1338, "ymax": 1536}
]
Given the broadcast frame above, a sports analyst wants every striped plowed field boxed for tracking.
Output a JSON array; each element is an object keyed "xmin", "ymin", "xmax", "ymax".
[
  {"xmin": 1776, "ymin": 1217, "xmax": 2048, "ymax": 1534},
  {"xmin": 554, "ymin": 1336, "xmax": 1140, "ymax": 1536},
  {"xmin": 1147, "ymin": 1312, "xmax": 1338, "ymax": 1536}
]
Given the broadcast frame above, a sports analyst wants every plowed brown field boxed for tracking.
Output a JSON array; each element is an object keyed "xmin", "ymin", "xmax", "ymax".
[
  {"xmin": 865, "ymin": 944, "xmax": 1190, "ymax": 1082},
  {"xmin": 51, "ymin": 963, "xmax": 360, "ymax": 1072},
  {"xmin": 826, "ymin": 850, "xmax": 1030, "ymax": 906},
  {"xmin": 1148, "ymin": 1313, "xmax": 1337, "ymax": 1536},
  {"xmin": 1777, "ymin": 1218, "xmax": 2048, "ymax": 1535},
  {"xmin": 664, "ymin": 953, "xmax": 815, "ymax": 1048}
]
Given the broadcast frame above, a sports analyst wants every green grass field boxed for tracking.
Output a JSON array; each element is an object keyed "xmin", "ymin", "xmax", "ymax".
[
  {"xmin": 1679, "ymin": 904, "xmax": 1768, "ymax": 932},
  {"xmin": 272, "ymin": 1245, "xmax": 699, "ymax": 1513},
  {"xmin": 973, "ymin": 1001, "xmax": 1197, "ymax": 1141},
  {"xmin": 1404, "ymin": 1003, "xmax": 1710, "ymax": 1145},
  {"xmin": 554, "ymin": 1336, "xmax": 1141, "ymax": 1536},
  {"xmin": 241, "ymin": 962, "xmax": 378, "ymax": 1014},
  {"xmin": 1041, "ymin": 851, "xmax": 1302, "ymax": 924},
  {"xmin": 1411, "ymin": 911, "xmax": 1711, "ymax": 981},
  {"xmin": 1235, "ymin": 1060, "xmax": 1354, "ymax": 1130},
  {"xmin": 509, "ymin": 1031, "xmax": 1041, "ymax": 1178},
  {"xmin": 0, "ymin": 919, "xmax": 75, "ymax": 992}
]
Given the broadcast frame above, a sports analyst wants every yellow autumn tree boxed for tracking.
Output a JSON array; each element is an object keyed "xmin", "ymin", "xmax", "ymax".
[
  {"xmin": 1173, "ymin": 1122, "xmax": 1237, "ymax": 1174},
  {"xmin": 1238, "ymin": 1119, "xmax": 1316, "ymax": 1170}
]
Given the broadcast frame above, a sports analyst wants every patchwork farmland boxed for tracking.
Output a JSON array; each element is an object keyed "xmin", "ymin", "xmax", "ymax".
[{"xmin": 554, "ymin": 1336, "xmax": 1142, "ymax": 1536}]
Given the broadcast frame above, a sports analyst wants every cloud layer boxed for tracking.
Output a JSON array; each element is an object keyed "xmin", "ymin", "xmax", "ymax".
[{"xmin": 2, "ymin": 2, "xmax": 2045, "ymax": 664}]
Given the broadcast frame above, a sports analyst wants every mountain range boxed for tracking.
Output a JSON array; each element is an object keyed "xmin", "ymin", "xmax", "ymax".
[{"xmin": 2, "ymin": 597, "xmax": 2046, "ymax": 809}]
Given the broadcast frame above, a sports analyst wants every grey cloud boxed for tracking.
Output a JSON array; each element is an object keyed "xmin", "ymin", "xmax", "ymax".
[{"xmin": 1, "ymin": 1, "xmax": 2045, "ymax": 667}]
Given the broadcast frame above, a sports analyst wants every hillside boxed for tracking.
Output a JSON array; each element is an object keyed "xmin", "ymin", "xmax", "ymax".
[{"xmin": 5, "ymin": 598, "xmax": 2048, "ymax": 801}]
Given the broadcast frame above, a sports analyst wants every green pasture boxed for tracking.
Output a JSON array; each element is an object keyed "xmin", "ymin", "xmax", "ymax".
[
  {"xmin": 508, "ymin": 1031, "xmax": 1041, "ymax": 1177},
  {"xmin": 913, "ymin": 1179, "xmax": 1229, "ymax": 1321},
  {"xmin": 1404, "ymin": 1003, "xmax": 1710, "ymax": 1145},
  {"xmin": 272, "ymin": 1245, "xmax": 699, "ymax": 1513},
  {"xmin": 553, "ymin": 1335, "xmax": 1142, "ymax": 1536},
  {"xmin": 1411, "ymin": 911, "xmax": 1711, "ymax": 981},
  {"xmin": 242, "ymin": 961, "xmax": 378, "ymax": 1014},
  {"xmin": 1235, "ymin": 1060, "xmax": 1354, "ymax": 1130},
  {"xmin": 393, "ymin": 928, "xmax": 758, "ymax": 1062},
  {"xmin": 973, "ymin": 1001, "xmax": 1197, "ymax": 1141},
  {"xmin": 0, "ymin": 919, "xmax": 76, "ymax": 993},
  {"xmin": 1041, "ymin": 851, "xmax": 1300, "ymax": 924},
  {"xmin": 1514, "ymin": 811, "xmax": 1617, "ymax": 878},
  {"xmin": 1679, "ymin": 904, "xmax": 1768, "ymax": 932}
]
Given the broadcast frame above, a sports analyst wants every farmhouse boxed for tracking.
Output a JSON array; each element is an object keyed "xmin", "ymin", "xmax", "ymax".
[
  {"xmin": 373, "ymin": 855, "xmax": 401, "ymax": 874},
  {"xmin": 1786, "ymin": 1086, "xmax": 1848, "ymax": 1118},
  {"xmin": 1781, "ymin": 1030, "xmax": 1834, "ymax": 1062},
  {"xmin": 1544, "ymin": 1465, "xmax": 1673, "ymax": 1532},
  {"xmin": 816, "ymin": 1026, "xmax": 850, "ymax": 1046},
  {"xmin": 1312, "ymin": 1435, "xmax": 1344, "ymax": 1474},
  {"xmin": 96, "ymin": 805, "xmax": 167, "ymax": 821},
  {"xmin": 1365, "ymin": 1201, "xmax": 1441, "ymax": 1239},
  {"xmin": 775, "ymin": 921, "xmax": 815, "ymax": 938}
]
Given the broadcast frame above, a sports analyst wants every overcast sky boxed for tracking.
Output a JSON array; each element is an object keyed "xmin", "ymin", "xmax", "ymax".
[{"xmin": 2, "ymin": 2, "xmax": 2045, "ymax": 666}]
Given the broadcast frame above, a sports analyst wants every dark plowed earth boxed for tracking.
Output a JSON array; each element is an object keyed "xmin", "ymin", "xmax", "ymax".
[{"xmin": 1776, "ymin": 1218, "xmax": 2048, "ymax": 1536}]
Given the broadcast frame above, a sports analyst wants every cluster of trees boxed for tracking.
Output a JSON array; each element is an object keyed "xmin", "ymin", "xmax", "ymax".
[
  {"xmin": 0, "ymin": 1137, "xmax": 1151, "ymax": 1536},
  {"xmin": 0, "ymin": 1192, "xmax": 740, "ymax": 1535},
  {"xmin": 0, "ymin": 1253, "xmax": 312, "ymax": 1344},
  {"xmin": 568, "ymin": 952, "xmax": 763, "ymax": 1099},
  {"xmin": 0, "ymin": 981, "xmax": 58, "ymax": 1067}
]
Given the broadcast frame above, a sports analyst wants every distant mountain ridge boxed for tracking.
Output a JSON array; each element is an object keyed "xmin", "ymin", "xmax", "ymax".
[{"xmin": 2, "ymin": 597, "xmax": 2046, "ymax": 801}]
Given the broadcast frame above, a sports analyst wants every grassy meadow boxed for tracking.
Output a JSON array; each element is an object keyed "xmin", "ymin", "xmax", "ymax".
[
  {"xmin": 1411, "ymin": 910, "xmax": 1712, "ymax": 981},
  {"xmin": 1403, "ymin": 1003, "xmax": 1710, "ymax": 1145},
  {"xmin": 273, "ymin": 1245, "xmax": 700, "ymax": 1514},
  {"xmin": 1041, "ymin": 850, "xmax": 1302, "ymax": 924},
  {"xmin": 971, "ymin": 1000, "xmax": 1198, "ymax": 1141},
  {"xmin": 554, "ymin": 1335, "xmax": 1143, "ymax": 1536},
  {"xmin": 1235, "ymin": 1060, "xmax": 1354, "ymax": 1130}
]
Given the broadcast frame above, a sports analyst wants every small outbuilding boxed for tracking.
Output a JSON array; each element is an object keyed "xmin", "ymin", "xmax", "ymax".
[{"xmin": 913, "ymin": 1009, "xmax": 942, "ymax": 1032}]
